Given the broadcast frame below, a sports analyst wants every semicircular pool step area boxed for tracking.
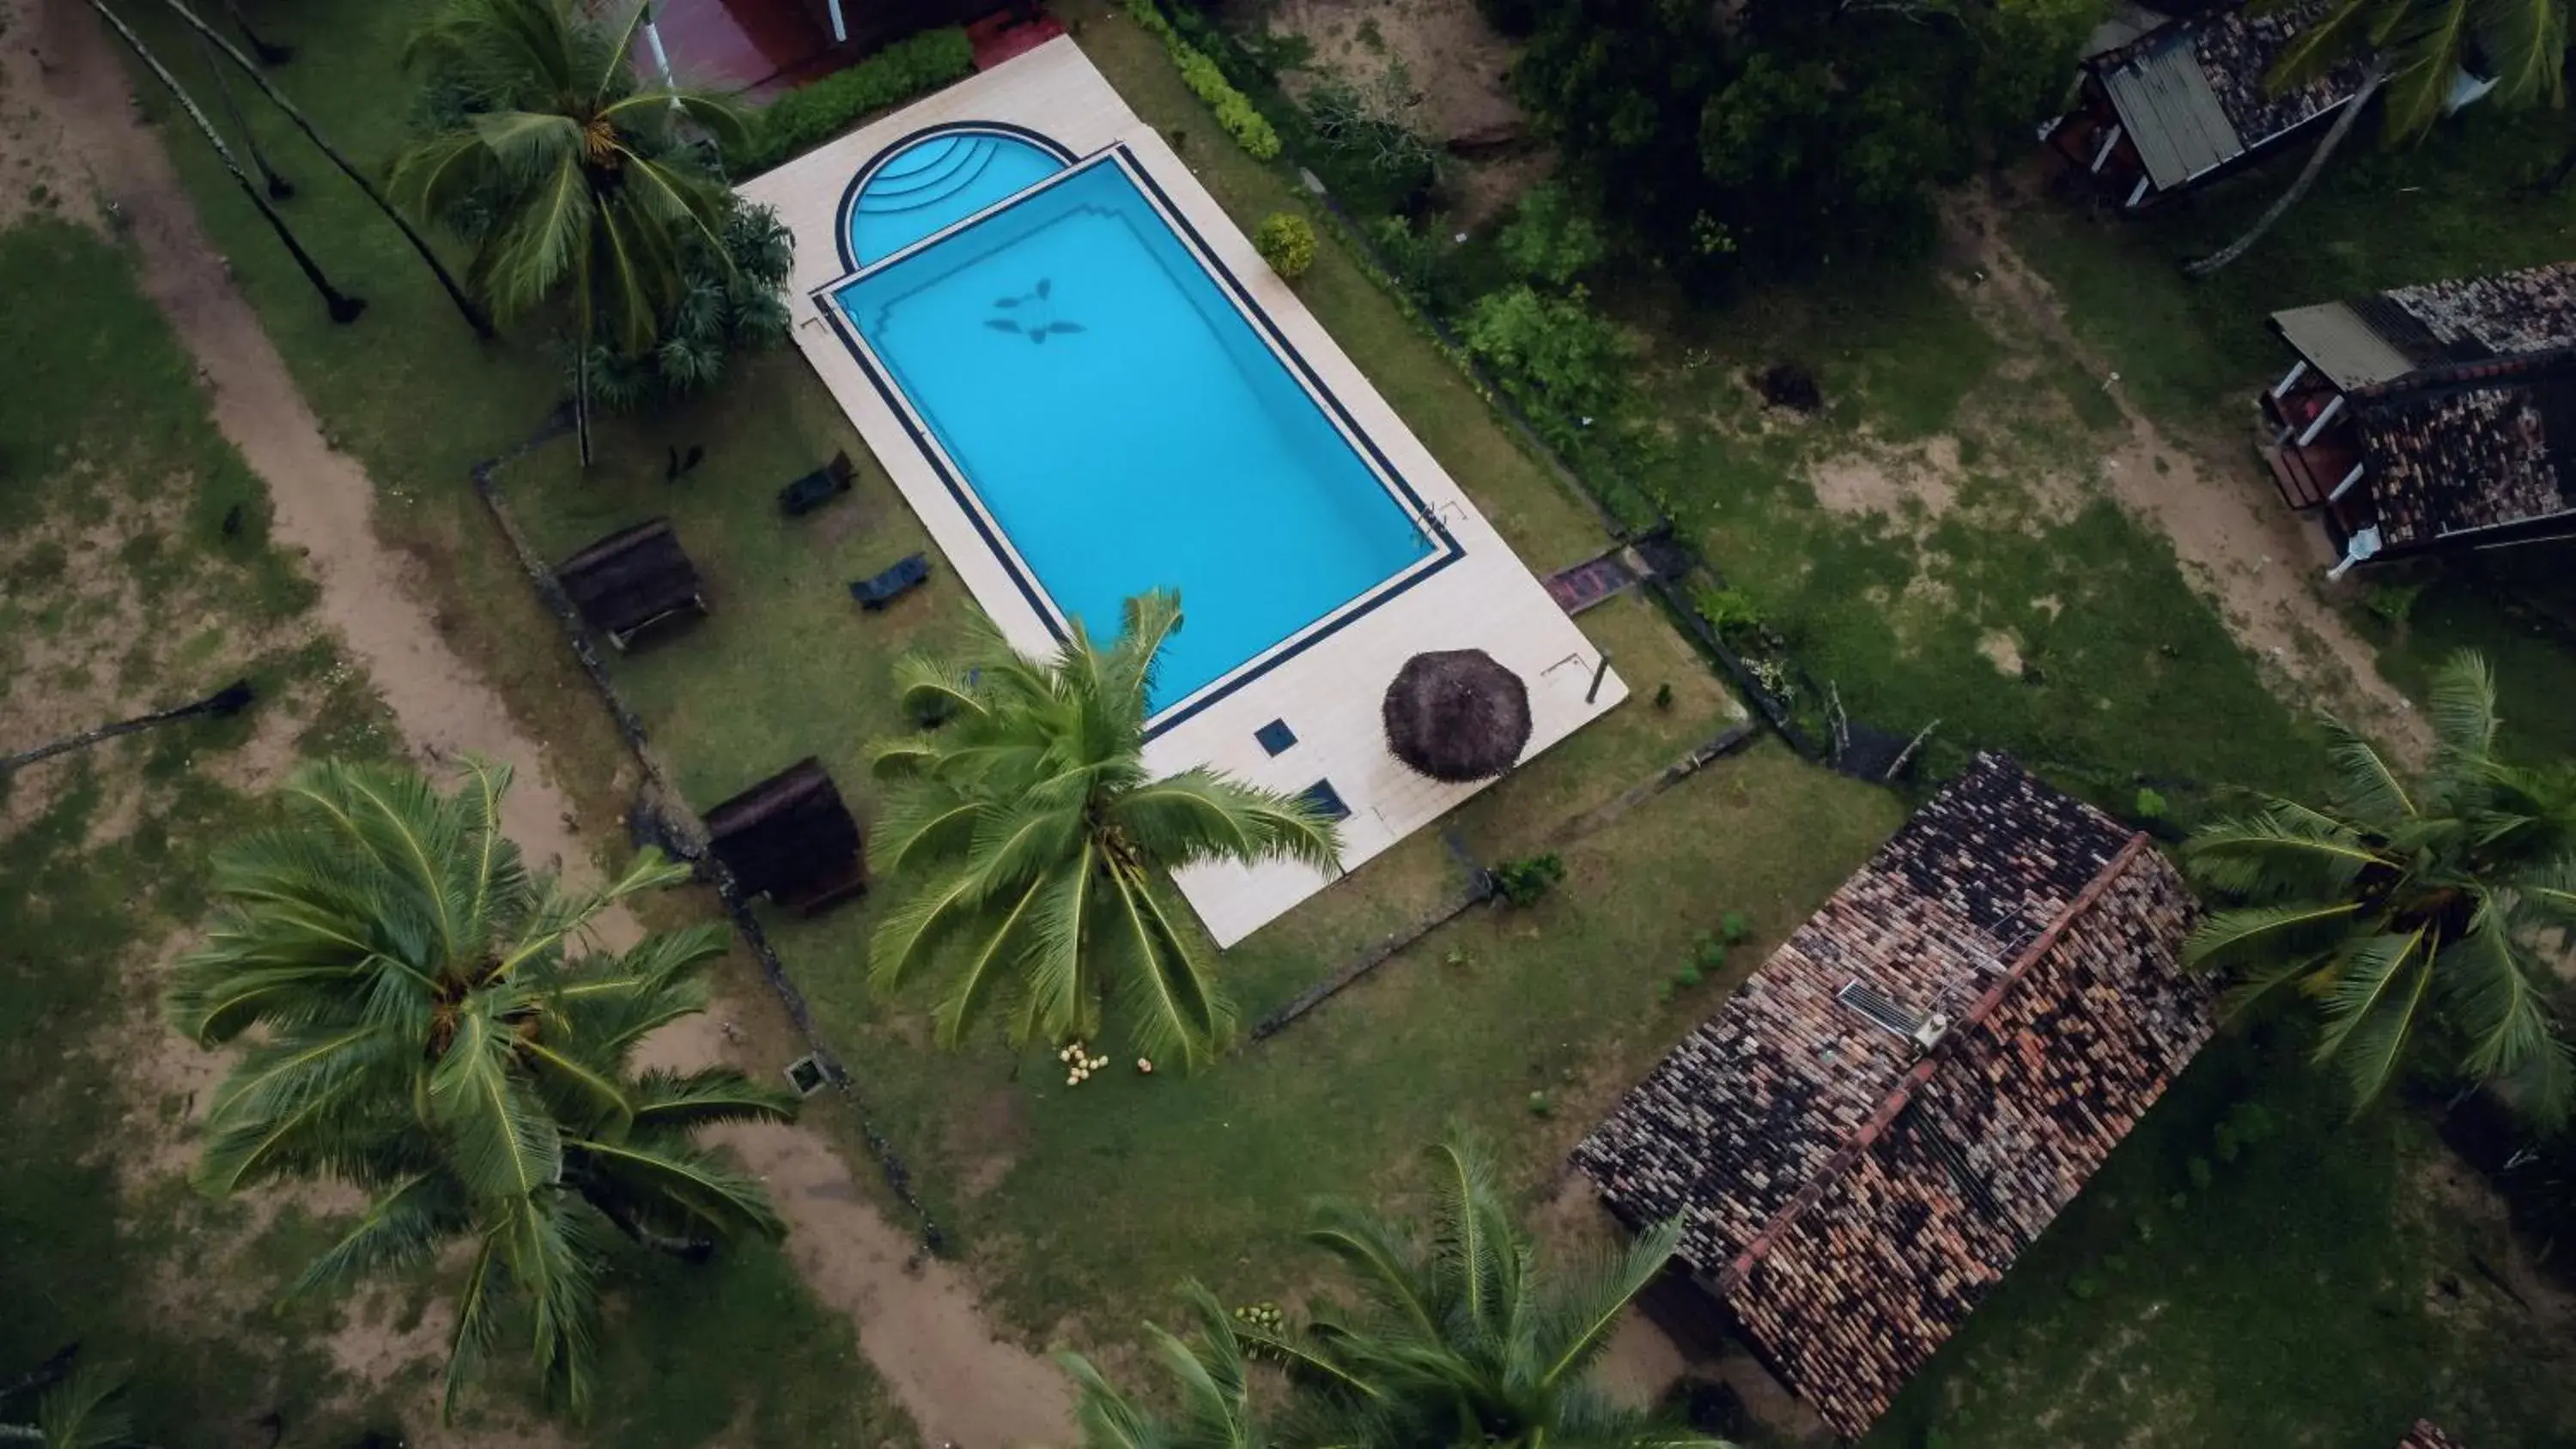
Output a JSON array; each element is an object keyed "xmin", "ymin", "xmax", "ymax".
[
  {"xmin": 848, "ymin": 130, "xmax": 1071, "ymax": 268},
  {"xmin": 856, "ymin": 136, "xmax": 995, "ymax": 209}
]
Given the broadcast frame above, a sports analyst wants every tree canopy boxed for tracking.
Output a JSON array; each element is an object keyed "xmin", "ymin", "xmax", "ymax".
[
  {"xmin": 1510, "ymin": 0, "xmax": 2099, "ymax": 279},
  {"xmin": 2184, "ymin": 652, "xmax": 2576, "ymax": 1123}
]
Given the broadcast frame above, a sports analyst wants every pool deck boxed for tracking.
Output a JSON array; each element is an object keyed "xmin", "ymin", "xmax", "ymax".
[{"xmin": 739, "ymin": 36, "xmax": 1626, "ymax": 947}]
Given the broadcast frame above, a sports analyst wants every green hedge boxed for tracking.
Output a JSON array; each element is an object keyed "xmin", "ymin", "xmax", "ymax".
[
  {"xmin": 731, "ymin": 28, "xmax": 976, "ymax": 173},
  {"xmin": 1121, "ymin": 0, "xmax": 1280, "ymax": 161}
]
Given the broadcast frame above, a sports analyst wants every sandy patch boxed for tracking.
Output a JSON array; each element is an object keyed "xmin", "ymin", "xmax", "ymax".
[
  {"xmin": 1257, "ymin": 0, "xmax": 1539, "ymax": 219},
  {"xmin": 1936, "ymin": 179, "xmax": 2432, "ymax": 761},
  {"xmin": 1806, "ymin": 435, "xmax": 1963, "ymax": 523},
  {"xmin": 1978, "ymin": 631, "xmax": 2026, "ymax": 677},
  {"xmin": 19, "ymin": 0, "xmax": 1075, "ymax": 1434}
]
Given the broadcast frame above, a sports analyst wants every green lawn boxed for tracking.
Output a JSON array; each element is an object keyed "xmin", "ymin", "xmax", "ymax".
[
  {"xmin": 1595, "ymin": 259, "xmax": 2336, "ymax": 807},
  {"xmin": 94, "ymin": 0, "xmax": 2576, "ymax": 1441},
  {"xmin": 1855, "ymin": 1025, "xmax": 2576, "ymax": 1449},
  {"xmin": 2006, "ymin": 108, "xmax": 2576, "ymax": 763},
  {"xmin": 0, "ymin": 220, "xmax": 908, "ymax": 1447}
]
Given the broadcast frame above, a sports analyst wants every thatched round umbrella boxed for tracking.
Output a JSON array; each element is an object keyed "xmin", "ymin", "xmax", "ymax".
[{"xmin": 1382, "ymin": 649, "xmax": 1533, "ymax": 783}]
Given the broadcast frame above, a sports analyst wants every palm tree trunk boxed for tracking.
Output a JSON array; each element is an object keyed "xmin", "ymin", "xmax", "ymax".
[
  {"xmin": 2182, "ymin": 61, "xmax": 2385, "ymax": 279},
  {"xmin": 189, "ymin": 20, "xmax": 290, "ymax": 198},
  {"xmin": 91, "ymin": 1, "xmax": 365, "ymax": 324},
  {"xmin": 159, "ymin": 0, "xmax": 496, "ymax": 339},
  {"xmin": 216, "ymin": 0, "xmax": 289, "ymax": 63}
]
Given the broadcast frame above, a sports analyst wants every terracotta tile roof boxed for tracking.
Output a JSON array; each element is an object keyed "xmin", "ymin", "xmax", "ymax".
[
  {"xmin": 2193, "ymin": 0, "xmax": 2366, "ymax": 144},
  {"xmin": 2375, "ymin": 263, "xmax": 2576, "ymax": 367},
  {"xmin": 2273, "ymin": 264, "xmax": 2576, "ymax": 553},
  {"xmin": 2400, "ymin": 1422, "xmax": 2467, "ymax": 1449},
  {"xmin": 2357, "ymin": 376, "xmax": 2574, "ymax": 548},
  {"xmin": 1571, "ymin": 754, "xmax": 2214, "ymax": 1440}
]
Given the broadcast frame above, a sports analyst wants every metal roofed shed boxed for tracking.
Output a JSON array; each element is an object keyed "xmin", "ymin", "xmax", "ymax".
[
  {"xmin": 2050, "ymin": 0, "xmax": 2371, "ymax": 206},
  {"xmin": 1571, "ymin": 754, "xmax": 2214, "ymax": 1440},
  {"xmin": 554, "ymin": 518, "xmax": 708, "ymax": 651}
]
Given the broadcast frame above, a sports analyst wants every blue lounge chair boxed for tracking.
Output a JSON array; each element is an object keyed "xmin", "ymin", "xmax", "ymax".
[
  {"xmin": 779, "ymin": 451, "xmax": 854, "ymax": 517},
  {"xmin": 850, "ymin": 554, "xmax": 931, "ymax": 610}
]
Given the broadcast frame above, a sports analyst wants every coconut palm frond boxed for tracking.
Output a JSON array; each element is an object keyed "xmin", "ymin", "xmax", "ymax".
[
  {"xmin": 867, "ymin": 591, "xmax": 1340, "ymax": 1064},
  {"xmin": 2469, "ymin": 0, "xmax": 2570, "ymax": 104},
  {"xmin": 2317, "ymin": 933, "xmax": 2439, "ymax": 1110},
  {"xmin": 2182, "ymin": 807, "xmax": 2387, "ymax": 898},
  {"xmin": 173, "ymin": 759, "xmax": 782, "ymax": 1417},
  {"xmin": 2184, "ymin": 900, "xmax": 2366, "ymax": 971}
]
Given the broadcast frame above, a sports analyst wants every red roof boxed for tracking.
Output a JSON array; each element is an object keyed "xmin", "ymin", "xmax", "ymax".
[{"xmin": 1573, "ymin": 754, "xmax": 2215, "ymax": 1439}]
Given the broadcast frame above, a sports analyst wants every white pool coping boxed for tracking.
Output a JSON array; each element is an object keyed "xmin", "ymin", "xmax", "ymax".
[{"xmin": 739, "ymin": 35, "xmax": 1625, "ymax": 948}]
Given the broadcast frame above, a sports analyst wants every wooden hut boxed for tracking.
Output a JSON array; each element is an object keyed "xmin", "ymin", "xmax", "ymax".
[
  {"xmin": 2260, "ymin": 262, "xmax": 2576, "ymax": 570},
  {"xmin": 554, "ymin": 518, "xmax": 708, "ymax": 651},
  {"xmin": 703, "ymin": 757, "xmax": 866, "ymax": 915}
]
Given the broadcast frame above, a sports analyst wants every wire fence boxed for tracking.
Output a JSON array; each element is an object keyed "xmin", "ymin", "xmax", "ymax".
[{"xmin": 468, "ymin": 425, "xmax": 951, "ymax": 1256}]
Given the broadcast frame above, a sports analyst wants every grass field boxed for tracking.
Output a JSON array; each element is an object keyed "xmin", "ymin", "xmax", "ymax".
[
  {"xmin": 0, "ymin": 219, "xmax": 909, "ymax": 1447},
  {"xmin": 85, "ymin": 0, "xmax": 2576, "ymax": 1444},
  {"xmin": 2007, "ymin": 108, "xmax": 2576, "ymax": 761}
]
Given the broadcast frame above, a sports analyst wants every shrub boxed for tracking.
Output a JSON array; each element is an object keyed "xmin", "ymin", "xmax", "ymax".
[
  {"xmin": 1253, "ymin": 211, "xmax": 1317, "ymax": 280},
  {"xmin": 2212, "ymin": 1100, "xmax": 2279, "ymax": 1163},
  {"xmin": 2366, "ymin": 580, "xmax": 2426, "ymax": 626},
  {"xmin": 1488, "ymin": 853, "xmax": 1566, "ymax": 907},
  {"xmin": 730, "ymin": 29, "xmax": 975, "ymax": 173},
  {"xmin": 1692, "ymin": 586, "xmax": 1762, "ymax": 636},
  {"xmin": 1720, "ymin": 909, "xmax": 1753, "ymax": 945},
  {"xmin": 1125, "ymin": 0, "xmax": 1281, "ymax": 160},
  {"xmin": 1498, "ymin": 182, "xmax": 1606, "ymax": 288},
  {"xmin": 1527, "ymin": 1089, "xmax": 1552, "ymax": 1117},
  {"xmin": 2133, "ymin": 786, "xmax": 2168, "ymax": 820},
  {"xmin": 2185, "ymin": 1155, "xmax": 2215, "ymax": 1191},
  {"xmin": 579, "ymin": 201, "xmax": 793, "ymax": 412},
  {"xmin": 1461, "ymin": 284, "xmax": 1631, "ymax": 446},
  {"xmin": 1652, "ymin": 682, "xmax": 1674, "ymax": 710},
  {"xmin": 1691, "ymin": 931, "xmax": 1728, "ymax": 974}
]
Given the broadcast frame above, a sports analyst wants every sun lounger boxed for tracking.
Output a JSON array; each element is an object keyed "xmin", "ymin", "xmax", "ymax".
[
  {"xmin": 849, "ymin": 553, "xmax": 931, "ymax": 610},
  {"xmin": 778, "ymin": 450, "xmax": 854, "ymax": 517}
]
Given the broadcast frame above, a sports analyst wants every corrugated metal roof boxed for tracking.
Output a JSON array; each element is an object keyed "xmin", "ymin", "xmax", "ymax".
[
  {"xmin": 2274, "ymin": 303, "xmax": 2417, "ymax": 389},
  {"xmin": 2103, "ymin": 37, "xmax": 2242, "ymax": 191}
]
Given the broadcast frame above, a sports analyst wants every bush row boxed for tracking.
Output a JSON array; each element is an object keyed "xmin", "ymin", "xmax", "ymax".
[
  {"xmin": 1121, "ymin": 0, "xmax": 1280, "ymax": 161},
  {"xmin": 730, "ymin": 28, "xmax": 976, "ymax": 173}
]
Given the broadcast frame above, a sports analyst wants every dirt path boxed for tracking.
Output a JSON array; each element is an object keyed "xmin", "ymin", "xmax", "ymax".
[
  {"xmin": 20, "ymin": 2, "xmax": 1070, "ymax": 1440},
  {"xmin": 1940, "ymin": 184, "xmax": 2434, "ymax": 762}
]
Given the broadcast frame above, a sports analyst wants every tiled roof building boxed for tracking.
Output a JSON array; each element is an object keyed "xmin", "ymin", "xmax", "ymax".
[
  {"xmin": 2261, "ymin": 262, "xmax": 2576, "ymax": 566},
  {"xmin": 2400, "ymin": 1422, "xmax": 2466, "ymax": 1449},
  {"xmin": 1572, "ymin": 755, "xmax": 2214, "ymax": 1440}
]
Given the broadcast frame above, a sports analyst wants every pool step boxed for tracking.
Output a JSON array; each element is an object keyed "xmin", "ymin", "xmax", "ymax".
[{"xmin": 856, "ymin": 140, "xmax": 1003, "ymax": 214}]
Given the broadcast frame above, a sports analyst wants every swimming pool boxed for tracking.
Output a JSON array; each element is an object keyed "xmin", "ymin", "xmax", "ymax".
[{"xmin": 824, "ymin": 143, "xmax": 1457, "ymax": 722}]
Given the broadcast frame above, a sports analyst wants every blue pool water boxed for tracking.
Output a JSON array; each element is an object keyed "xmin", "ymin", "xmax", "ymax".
[
  {"xmin": 833, "ymin": 156, "xmax": 1439, "ymax": 713},
  {"xmin": 847, "ymin": 131, "xmax": 1066, "ymax": 267}
]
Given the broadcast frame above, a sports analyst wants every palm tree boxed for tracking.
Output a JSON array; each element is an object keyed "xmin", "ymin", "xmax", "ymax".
[
  {"xmin": 2184, "ymin": 652, "xmax": 2576, "ymax": 1121},
  {"xmin": 1236, "ymin": 1135, "xmax": 1727, "ymax": 1449},
  {"xmin": 1, "ymin": 1350, "xmax": 139, "ymax": 1449},
  {"xmin": 90, "ymin": 1, "xmax": 363, "ymax": 323},
  {"xmin": 158, "ymin": 0, "xmax": 496, "ymax": 338},
  {"xmin": 167, "ymin": 758, "xmax": 795, "ymax": 1416},
  {"xmin": 386, "ymin": 0, "xmax": 748, "ymax": 458},
  {"xmin": 1060, "ymin": 1283, "xmax": 1281, "ymax": 1449},
  {"xmin": 869, "ymin": 591, "xmax": 1343, "ymax": 1070},
  {"xmin": 2185, "ymin": 0, "xmax": 2567, "ymax": 273}
]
